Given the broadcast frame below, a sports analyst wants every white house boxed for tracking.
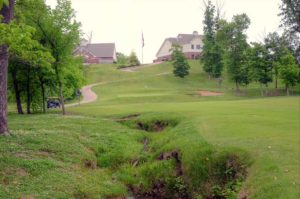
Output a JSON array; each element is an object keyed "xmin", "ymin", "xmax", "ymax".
[{"xmin": 155, "ymin": 31, "xmax": 203, "ymax": 62}]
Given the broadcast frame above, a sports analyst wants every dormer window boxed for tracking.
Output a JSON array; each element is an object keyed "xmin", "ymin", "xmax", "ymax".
[
  {"xmin": 191, "ymin": 44, "xmax": 194, "ymax": 49},
  {"xmin": 196, "ymin": 45, "xmax": 201, "ymax": 49}
]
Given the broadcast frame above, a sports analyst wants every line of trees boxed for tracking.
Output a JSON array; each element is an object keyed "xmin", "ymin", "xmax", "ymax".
[
  {"xmin": 0, "ymin": 0, "xmax": 85, "ymax": 135},
  {"xmin": 201, "ymin": 0, "xmax": 299, "ymax": 96}
]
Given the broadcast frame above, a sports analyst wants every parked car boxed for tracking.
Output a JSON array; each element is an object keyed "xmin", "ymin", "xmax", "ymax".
[{"xmin": 47, "ymin": 98, "xmax": 60, "ymax": 109}]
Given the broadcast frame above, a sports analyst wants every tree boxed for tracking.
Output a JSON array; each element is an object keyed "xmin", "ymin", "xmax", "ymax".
[
  {"xmin": 201, "ymin": 0, "xmax": 215, "ymax": 77},
  {"xmin": 8, "ymin": 38, "xmax": 54, "ymax": 114},
  {"xmin": 171, "ymin": 44, "xmax": 190, "ymax": 78},
  {"xmin": 248, "ymin": 43, "xmax": 273, "ymax": 96},
  {"xmin": 217, "ymin": 14, "xmax": 251, "ymax": 91},
  {"xmin": 201, "ymin": 0, "xmax": 224, "ymax": 79},
  {"xmin": 0, "ymin": 0, "xmax": 14, "ymax": 135},
  {"xmin": 128, "ymin": 51, "xmax": 140, "ymax": 67},
  {"xmin": 264, "ymin": 32, "xmax": 289, "ymax": 89},
  {"xmin": 6, "ymin": 0, "xmax": 55, "ymax": 114},
  {"xmin": 279, "ymin": 0, "xmax": 300, "ymax": 33},
  {"xmin": 279, "ymin": 0, "xmax": 300, "ymax": 65},
  {"xmin": 277, "ymin": 52, "xmax": 299, "ymax": 95},
  {"xmin": 116, "ymin": 52, "xmax": 129, "ymax": 67},
  {"xmin": 34, "ymin": 0, "xmax": 81, "ymax": 115}
]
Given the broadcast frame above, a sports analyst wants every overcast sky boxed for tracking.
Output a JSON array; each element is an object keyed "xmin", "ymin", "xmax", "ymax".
[{"xmin": 46, "ymin": 0, "xmax": 282, "ymax": 63}]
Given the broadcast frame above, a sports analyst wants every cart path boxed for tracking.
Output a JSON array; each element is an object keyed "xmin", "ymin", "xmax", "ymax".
[{"xmin": 66, "ymin": 83, "xmax": 101, "ymax": 107}]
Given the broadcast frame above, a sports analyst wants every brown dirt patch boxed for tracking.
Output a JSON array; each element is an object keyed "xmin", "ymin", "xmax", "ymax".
[
  {"xmin": 115, "ymin": 114, "xmax": 141, "ymax": 122},
  {"xmin": 137, "ymin": 121, "xmax": 169, "ymax": 132},
  {"xmin": 197, "ymin": 90, "xmax": 224, "ymax": 97},
  {"xmin": 238, "ymin": 189, "xmax": 250, "ymax": 199},
  {"xmin": 157, "ymin": 151, "xmax": 183, "ymax": 176},
  {"xmin": 20, "ymin": 195, "xmax": 35, "ymax": 199},
  {"xmin": 16, "ymin": 169, "xmax": 28, "ymax": 177},
  {"xmin": 84, "ymin": 159, "xmax": 97, "ymax": 169}
]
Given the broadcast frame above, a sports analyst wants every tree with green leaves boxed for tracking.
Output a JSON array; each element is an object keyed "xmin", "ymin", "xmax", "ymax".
[
  {"xmin": 217, "ymin": 14, "xmax": 251, "ymax": 91},
  {"xmin": 279, "ymin": 0, "xmax": 300, "ymax": 65},
  {"xmin": 279, "ymin": 0, "xmax": 300, "ymax": 33},
  {"xmin": 116, "ymin": 52, "xmax": 129, "ymax": 68},
  {"xmin": 0, "ymin": 0, "xmax": 14, "ymax": 135},
  {"xmin": 10, "ymin": 0, "xmax": 56, "ymax": 114},
  {"xmin": 8, "ymin": 29, "xmax": 54, "ymax": 114},
  {"xmin": 247, "ymin": 43, "xmax": 273, "ymax": 96},
  {"xmin": 171, "ymin": 44, "xmax": 190, "ymax": 78},
  {"xmin": 264, "ymin": 32, "xmax": 290, "ymax": 89},
  {"xmin": 201, "ymin": 0, "xmax": 224, "ymax": 79},
  {"xmin": 33, "ymin": 0, "xmax": 82, "ymax": 115},
  {"xmin": 277, "ymin": 52, "xmax": 299, "ymax": 95},
  {"xmin": 16, "ymin": 0, "xmax": 85, "ymax": 114},
  {"xmin": 128, "ymin": 51, "xmax": 140, "ymax": 67}
]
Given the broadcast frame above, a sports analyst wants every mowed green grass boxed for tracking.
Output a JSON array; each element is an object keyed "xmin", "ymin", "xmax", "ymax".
[
  {"xmin": 71, "ymin": 61, "xmax": 300, "ymax": 198},
  {"xmin": 2, "ymin": 61, "xmax": 299, "ymax": 198}
]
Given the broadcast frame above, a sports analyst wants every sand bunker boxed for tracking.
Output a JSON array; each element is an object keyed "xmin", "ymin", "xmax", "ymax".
[{"xmin": 197, "ymin": 90, "xmax": 224, "ymax": 96}]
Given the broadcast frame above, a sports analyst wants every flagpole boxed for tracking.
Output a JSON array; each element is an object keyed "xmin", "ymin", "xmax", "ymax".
[
  {"xmin": 141, "ymin": 31, "xmax": 144, "ymax": 64},
  {"xmin": 142, "ymin": 45, "xmax": 144, "ymax": 65}
]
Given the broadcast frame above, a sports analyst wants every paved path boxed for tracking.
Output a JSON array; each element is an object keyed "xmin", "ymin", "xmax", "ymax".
[{"xmin": 66, "ymin": 83, "xmax": 101, "ymax": 107}]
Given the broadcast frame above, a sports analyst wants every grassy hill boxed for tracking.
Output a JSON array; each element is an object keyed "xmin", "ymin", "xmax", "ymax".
[{"xmin": 1, "ymin": 61, "xmax": 299, "ymax": 199}]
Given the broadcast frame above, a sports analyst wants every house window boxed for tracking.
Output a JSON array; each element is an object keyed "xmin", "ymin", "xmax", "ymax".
[
  {"xmin": 196, "ymin": 45, "xmax": 201, "ymax": 49},
  {"xmin": 191, "ymin": 44, "xmax": 194, "ymax": 49}
]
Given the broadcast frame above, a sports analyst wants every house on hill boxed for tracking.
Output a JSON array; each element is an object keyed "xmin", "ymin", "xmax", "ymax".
[
  {"xmin": 155, "ymin": 31, "xmax": 203, "ymax": 62},
  {"xmin": 74, "ymin": 41, "xmax": 117, "ymax": 64}
]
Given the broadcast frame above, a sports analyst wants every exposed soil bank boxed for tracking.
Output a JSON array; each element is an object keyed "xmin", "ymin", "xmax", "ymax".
[
  {"xmin": 113, "ymin": 116, "xmax": 250, "ymax": 199},
  {"xmin": 136, "ymin": 120, "xmax": 170, "ymax": 132},
  {"xmin": 197, "ymin": 90, "xmax": 224, "ymax": 97}
]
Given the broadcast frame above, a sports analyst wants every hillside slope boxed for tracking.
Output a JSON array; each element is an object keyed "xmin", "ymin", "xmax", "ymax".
[{"xmin": 2, "ymin": 61, "xmax": 299, "ymax": 199}]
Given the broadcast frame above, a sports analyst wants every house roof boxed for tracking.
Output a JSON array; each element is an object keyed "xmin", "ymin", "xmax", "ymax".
[
  {"xmin": 166, "ymin": 34, "xmax": 203, "ymax": 45},
  {"xmin": 156, "ymin": 32, "xmax": 203, "ymax": 57},
  {"xmin": 177, "ymin": 34, "xmax": 202, "ymax": 44},
  {"xmin": 84, "ymin": 43, "xmax": 116, "ymax": 58}
]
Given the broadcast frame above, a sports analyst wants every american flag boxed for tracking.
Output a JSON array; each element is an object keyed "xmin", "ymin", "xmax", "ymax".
[{"xmin": 142, "ymin": 32, "xmax": 145, "ymax": 48}]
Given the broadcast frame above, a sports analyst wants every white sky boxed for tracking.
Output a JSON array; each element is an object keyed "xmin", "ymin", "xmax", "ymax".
[{"xmin": 46, "ymin": 0, "xmax": 282, "ymax": 63}]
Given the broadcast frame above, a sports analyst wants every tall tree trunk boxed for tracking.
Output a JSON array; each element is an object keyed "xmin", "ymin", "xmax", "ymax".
[
  {"xmin": 235, "ymin": 80, "xmax": 240, "ymax": 93},
  {"xmin": 286, "ymin": 85, "xmax": 289, "ymax": 96},
  {"xmin": 26, "ymin": 65, "xmax": 31, "ymax": 114},
  {"xmin": 39, "ymin": 76, "xmax": 46, "ymax": 113},
  {"xmin": 275, "ymin": 76, "xmax": 278, "ymax": 89},
  {"xmin": 260, "ymin": 83, "xmax": 263, "ymax": 97},
  {"xmin": 54, "ymin": 64, "xmax": 66, "ymax": 115},
  {"xmin": 265, "ymin": 83, "xmax": 268, "ymax": 96},
  {"xmin": 58, "ymin": 80, "xmax": 65, "ymax": 115},
  {"xmin": 0, "ymin": 0, "xmax": 15, "ymax": 135},
  {"xmin": 0, "ymin": 45, "xmax": 9, "ymax": 134},
  {"xmin": 11, "ymin": 67, "xmax": 23, "ymax": 114}
]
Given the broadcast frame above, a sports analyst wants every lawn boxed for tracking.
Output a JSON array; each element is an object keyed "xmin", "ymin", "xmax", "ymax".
[{"xmin": 1, "ymin": 61, "xmax": 299, "ymax": 199}]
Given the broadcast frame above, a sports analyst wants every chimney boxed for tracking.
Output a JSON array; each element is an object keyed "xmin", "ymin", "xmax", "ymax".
[{"xmin": 193, "ymin": 31, "xmax": 198, "ymax": 35}]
